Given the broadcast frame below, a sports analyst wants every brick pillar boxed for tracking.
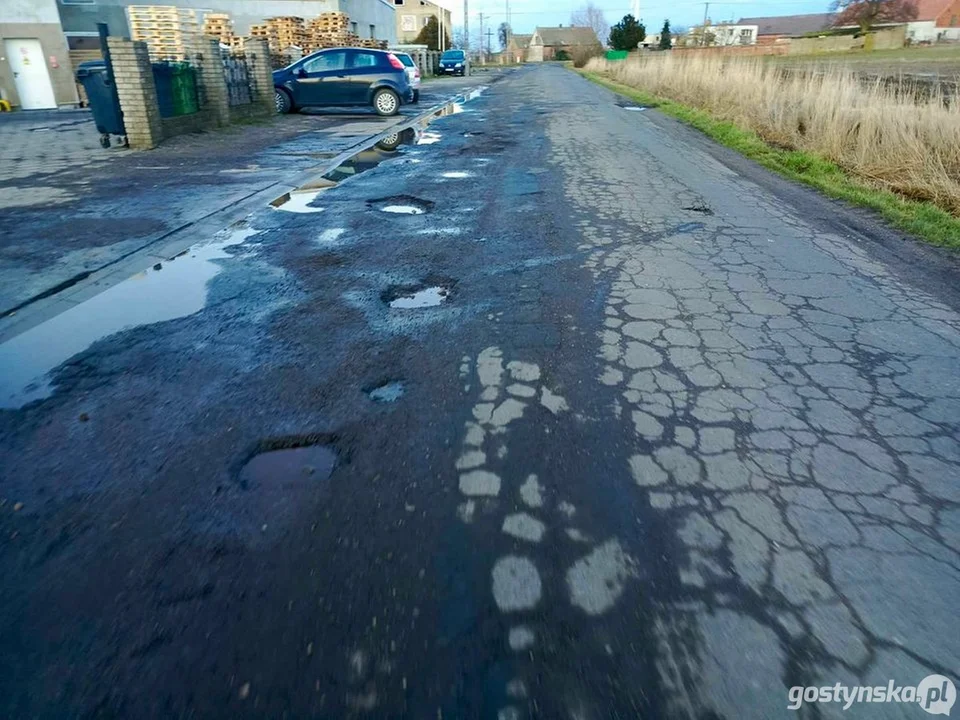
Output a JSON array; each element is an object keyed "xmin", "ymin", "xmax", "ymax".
[
  {"xmin": 197, "ymin": 38, "xmax": 230, "ymax": 127},
  {"xmin": 244, "ymin": 39, "xmax": 276, "ymax": 115},
  {"xmin": 107, "ymin": 38, "xmax": 162, "ymax": 150}
]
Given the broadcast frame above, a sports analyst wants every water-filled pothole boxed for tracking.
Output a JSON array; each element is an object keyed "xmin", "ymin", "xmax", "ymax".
[
  {"xmin": 382, "ymin": 281, "xmax": 453, "ymax": 309},
  {"xmin": 442, "ymin": 171, "xmax": 472, "ymax": 179},
  {"xmin": 368, "ymin": 195, "xmax": 434, "ymax": 215},
  {"xmin": 239, "ymin": 443, "xmax": 336, "ymax": 486},
  {"xmin": 682, "ymin": 205, "xmax": 714, "ymax": 215},
  {"xmin": 365, "ymin": 379, "xmax": 405, "ymax": 403}
]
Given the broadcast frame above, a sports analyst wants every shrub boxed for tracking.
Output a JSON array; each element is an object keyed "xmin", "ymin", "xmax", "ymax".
[{"xmin": 571, "ymin": 43, "xmax": 605, "ymax": 68}]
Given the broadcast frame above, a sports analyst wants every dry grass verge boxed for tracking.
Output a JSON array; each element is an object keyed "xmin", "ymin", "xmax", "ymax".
[{"xmin": 584, "ymin": 55, "xmax": 960, "ymax": 224}]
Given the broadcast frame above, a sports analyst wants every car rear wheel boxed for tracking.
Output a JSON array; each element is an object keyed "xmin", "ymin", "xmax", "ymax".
[
  {"xmin": 275, "ymin": 89, "xmax": 292, "ymax": 114},
  {"xmin": 373, "ymin": 88, "xmax": 399, "ymax": 116}
]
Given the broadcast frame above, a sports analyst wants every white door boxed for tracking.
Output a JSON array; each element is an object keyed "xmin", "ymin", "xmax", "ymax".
[{"xmin": 4, "ymin": 39, "xmax": 57, "ymax": 110}]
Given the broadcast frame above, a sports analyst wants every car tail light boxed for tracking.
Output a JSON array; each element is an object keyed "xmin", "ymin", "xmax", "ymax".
[
  {"xmin": 387, "ymin": 53, "xmax": 404, "ymax": 70},
  {"xmin": 414, "ymin": 68, "xmax": 421, "ymax": 78}
]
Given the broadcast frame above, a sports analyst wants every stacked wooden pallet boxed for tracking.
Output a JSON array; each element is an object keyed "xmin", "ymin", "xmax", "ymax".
[
  {"xmin": 306, "ymin": 13, "xmax": 352, "ymax": 51},
  {"xmin": 202, "ymin": 13, "xmax": 235, "ymax": 45},
  {"xmin": 358, "ymin": 38, "xmax": 389, "ymax": 50},
  {"xmin": 127, "ymin": 5, "xmax": 201, "ymax": 61},
  {"xmin": 250, "ymin": 16, "xmax": 309, "ymax": 51}
]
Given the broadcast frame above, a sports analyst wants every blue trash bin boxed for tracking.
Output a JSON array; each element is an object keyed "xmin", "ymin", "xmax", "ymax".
[{"xmin": 76, "ymin": 60, "xmax": 126, "ymax": 148}]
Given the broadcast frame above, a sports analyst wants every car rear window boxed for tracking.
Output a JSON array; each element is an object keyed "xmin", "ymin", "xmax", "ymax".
[{"xmin": 397, "ymin": 54, "xmax": 415, "ymax": 68}]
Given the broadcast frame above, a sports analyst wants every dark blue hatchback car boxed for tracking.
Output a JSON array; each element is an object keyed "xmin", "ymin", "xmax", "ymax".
[{"xmin": 273, "ymin": 48, "xmax": 413, "ymax": 116}]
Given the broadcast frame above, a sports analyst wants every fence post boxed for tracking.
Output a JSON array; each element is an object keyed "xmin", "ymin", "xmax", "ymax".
[
  {"xmin": 244, "ymin": 38, "xmax": 276, "ymax": 116},
  {"xmin": 107, "ymin": 37, "xmax": 162, "ymax": 150},
  {"xmin": 197, "ymin": 38, "xmax": 230, "ymax": 127}
]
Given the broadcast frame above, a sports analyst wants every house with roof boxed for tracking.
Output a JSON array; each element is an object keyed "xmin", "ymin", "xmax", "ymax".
[
  {"xmin": 735, "ymin": 13, "xmax": 835, "ymax": 44},
  {"xmin": 527, "ymin": 25, "xmax": 599, "ymax": 61},
  {"xmin": 503, "ymin": 33, "xmax": 532, "ymax": 63},
  {"xmin": 901, "ymin": 0, "xmax": 960, "ymax": 42}
]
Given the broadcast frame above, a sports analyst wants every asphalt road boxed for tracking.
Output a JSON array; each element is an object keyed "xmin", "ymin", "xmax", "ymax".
[{"xmin": 1, "ymin": 64, "xmax": 958, "ymax": 719}]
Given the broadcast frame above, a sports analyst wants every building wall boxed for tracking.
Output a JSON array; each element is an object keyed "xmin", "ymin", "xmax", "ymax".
[
  {"xmin": 0, "ymin": 0, "xmax": 78, "ymax": 107},
  {"xmin": 905, "ymin": 19, "xmax": 960, "ymax": 42},
  {"xmin": 59, "ymin": 0, "xmax": 396, "ymax": 44},
  {"xmin": 393, "ymin": 0, "xmax": 451, "ymax": 45},
  {"xmin": 937, "ymin": 0, "xmax": 960, "ymax": 27}
]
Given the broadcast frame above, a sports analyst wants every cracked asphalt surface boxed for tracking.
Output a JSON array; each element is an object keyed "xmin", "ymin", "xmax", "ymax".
[{"xmin": 0, "ymin": 64, "xmax": 958, "ymax": 719}]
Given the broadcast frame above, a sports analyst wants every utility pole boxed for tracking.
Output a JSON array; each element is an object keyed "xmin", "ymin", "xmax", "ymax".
[
  {"xmin": 700, "ymin": 1, "xmax": 710, "ymax": 46},
  {"xmin": 486, "ymin": 27, "xmax": 493, "ymax": 62},
  {"xmin": 464, "ymin": 0, "xmax": 470, "ymax": 73},
  {"xmin": 479, "ymin": 12, "xmax": 484, "ymax": 64}
]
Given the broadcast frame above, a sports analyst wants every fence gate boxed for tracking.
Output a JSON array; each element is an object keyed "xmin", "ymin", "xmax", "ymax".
[{"xmin": 222, "ymin": 52, "xmax": 253, "ymax": 106}]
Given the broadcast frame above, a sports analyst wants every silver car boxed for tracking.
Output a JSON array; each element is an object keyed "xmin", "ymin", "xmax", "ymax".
[{"xmin": 393, "ymin": 52, "xmax": 421, "ymax": 103}]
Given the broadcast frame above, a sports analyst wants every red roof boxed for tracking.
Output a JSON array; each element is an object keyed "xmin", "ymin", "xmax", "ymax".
[{"xmin": 913, "ymin": 0, "xmax": 954, "ymax": 20}]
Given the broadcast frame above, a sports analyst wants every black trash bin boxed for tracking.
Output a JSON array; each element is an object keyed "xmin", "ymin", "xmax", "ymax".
[{"xmin": 76, "ymin": 60, "xmax": 126, "ymax": 148}]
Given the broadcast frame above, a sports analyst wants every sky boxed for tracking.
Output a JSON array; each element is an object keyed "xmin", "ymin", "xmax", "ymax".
[{"xmin": 438, "ymin": 0, "xmax": 832, "ymax": 39}]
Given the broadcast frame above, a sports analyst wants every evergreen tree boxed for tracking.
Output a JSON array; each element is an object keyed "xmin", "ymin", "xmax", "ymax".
[
  {"xmin": 413, "ymin": 16, "xmax": 451, "ymax": 51},
  {"xmin": 608, "ymin": 14, "xmax": 646, "ymax": 51},
  {"xmin": 659, "ymin": 20, "xmax": 672, "ymax": 49}
]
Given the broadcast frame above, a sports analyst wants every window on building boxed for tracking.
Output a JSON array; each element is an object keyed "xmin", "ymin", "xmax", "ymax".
[
  {"xmin": 351, "ymin": 21, "xmax": 358, "ymax": 34},
  {"xmin": 422, "ymin": 16, "xmax": 431, "ymax": 27},
  {"xmin": 394, "ymin": 0, "xmax": 403, "ymax": 5},
  {"xmin": 369, "ymin": 24, "xmax": 376, "ymax": 38}
]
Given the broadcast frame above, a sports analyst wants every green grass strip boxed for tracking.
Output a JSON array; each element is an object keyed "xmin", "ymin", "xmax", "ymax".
[{"xmin": 578, "ymin": 70, "xmax": 960, "ymax": 250}]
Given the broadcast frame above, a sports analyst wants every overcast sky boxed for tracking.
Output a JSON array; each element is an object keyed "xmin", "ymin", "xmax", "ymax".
[{"xmin": 438, "ymin": 0, "xmax": 831, "ymax": 37}]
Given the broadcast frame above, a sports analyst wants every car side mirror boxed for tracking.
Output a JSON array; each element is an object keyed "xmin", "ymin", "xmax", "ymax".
[{"xmin": 297, "ymin": 67, "xmax": 308, "ymax": 78}]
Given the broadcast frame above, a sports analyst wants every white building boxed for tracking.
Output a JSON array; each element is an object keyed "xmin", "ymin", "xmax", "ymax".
[{"xmin": 709, "ymin": 23, "xmax": 759, "ymax": 46}]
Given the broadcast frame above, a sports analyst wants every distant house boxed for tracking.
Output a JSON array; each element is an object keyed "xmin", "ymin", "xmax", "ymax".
[
  {"xmin": 901, "ymin": 0, "xmax": 960, "ymax": 42},
  {"xmin": 686, "ymin": 22, "xmax": 759, "ymax": 46},
  {"xmin": 736, "ymin": 13, "xmax": 835, "ymax": 44},
  {"xmin": 394, "ymin": 0, "xmax": 453, "ymax": 46},
  {"xmin": 504, "ymin": 33, "xmax": 532, "ymax": 63},
  {"xmin": 527, "ymin": 25, "xmax": 599, "ymax": 61}
]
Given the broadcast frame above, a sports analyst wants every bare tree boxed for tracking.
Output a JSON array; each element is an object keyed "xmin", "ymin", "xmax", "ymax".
[
  {"xmin": 832, "ymin": 0, "xmax": 918, "ymax": 31},
  {"xmin": 570, "ymin": 2, "xmax": 610, "ymax": 45}
]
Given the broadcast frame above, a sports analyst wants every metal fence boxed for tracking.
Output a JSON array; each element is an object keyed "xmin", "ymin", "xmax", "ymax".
[{"xmin": 222, "ymin": 52, "xmax": 253, "ymax": 106}]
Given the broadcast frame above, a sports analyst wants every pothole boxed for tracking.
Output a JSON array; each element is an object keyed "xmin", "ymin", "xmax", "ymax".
[
  {"xmin": 382, "ymin": 281, "xmax": 453, "ymax": 309},
  {"xmin": 368, "ymin": 195, "xmax": 434, "ymax": 215},
  {"xmin": 239, "ymin": 442, "xmax": 336, "ymax": 486},
  {"xmin": 441, "ymin": 171, "xmax": 472, "ymax": 179},
  {"xmin": 682, "ymin": 205, "xmax": 714, "ymax": 215},
  {"xmin": 365, "ymin": 379, "xmax": 406, "ymax": 403},
  {"xmin": 675, "ymin": 221, "xmax": 706, "ymax": 233},
  {"xmin": 621, "ymin": 106, "xmax": 647, "ymax": 112}
]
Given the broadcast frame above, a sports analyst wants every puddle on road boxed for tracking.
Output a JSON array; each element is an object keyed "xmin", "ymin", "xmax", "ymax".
[
  {"xmin": 675, "ymin": 221, "xmax": 706, "ymax": 233},
  {"xmin": 365, "ymin": 380, "xmax": 405, "ymax": 403},
  {"xmin": 384, "ymin": 283, "xmax": 451, "ymax": 309},
  {"xmin": 368, "ymin": 195, "xmax": 434, "ymax": 215},
  {"xmin": 441, "ymin": 171, "xmax": 472, "ymax": 179},
  {"xmin": 0, "ymin": 224, "xmax": 258, "ymax": 409},
  {"xmin": 239, "ymin": 443, "xmax": 337, "ymax": 486},
  {"xmin": 271, "ymin": 189, "xmax": 325, "ymax": 213},
  {"xmin": 268, "ymin": 87, "xmax": 488, "ymax": 208},
  {"xmin": 621, "ymin": 106, "xmax": 647, "ymax": 112}
]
